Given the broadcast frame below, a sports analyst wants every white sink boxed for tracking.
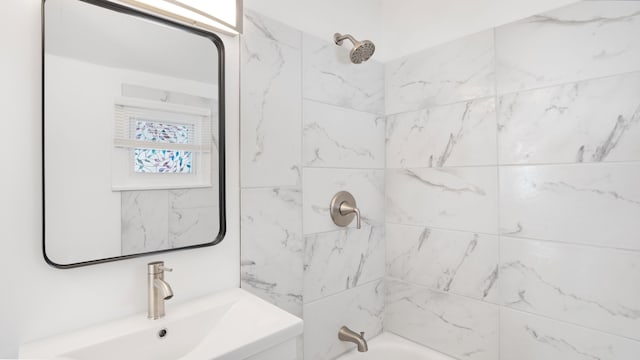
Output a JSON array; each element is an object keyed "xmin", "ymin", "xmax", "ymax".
[{"xmin": 19, "ymin": 288, "xmax": 303, "ymax": 360}]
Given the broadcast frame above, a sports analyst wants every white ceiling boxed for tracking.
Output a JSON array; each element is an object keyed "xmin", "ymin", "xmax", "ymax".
[{"xmin": 245, "ymin": 0, "xmax": 579, "ymax": 62}]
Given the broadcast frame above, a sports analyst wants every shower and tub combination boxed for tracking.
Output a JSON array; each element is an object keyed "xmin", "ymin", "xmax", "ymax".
[{"xmin": 242, "ymin": 2, "xmax": 640, "ymax": 360}]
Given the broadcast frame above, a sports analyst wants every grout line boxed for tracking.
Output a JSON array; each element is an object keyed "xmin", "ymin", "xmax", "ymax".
[
  {"xmin": 240, "ymin": 185, "xmax": 301, "ymax": 190},
  {"xmin": 303, "ymin": 277, "xmax": 384, "ymax": 306},
  {"xmin": 492, "ymin": 26, "xmax": 502, "ymax": 360},
  {"xmin": 300, "ymin": 28, "xmax": 305, "ymax": 320},
  {"xmin": 384, "ymin": 222, "xmax": 640, "ymax": 254},
  {"xmin": 302, "ymin": 97, "xmax": 385, "ymax": 117},
  {"xmin": 384, "ymin": 95, "xmax": 496, "ymax": 118},
  {"xmin": 386, "ymin": 276, "xmax": 500, "ymax": 306},
  {"xmin": 301, "ymin": 165, "xmax": 386, "ymax": 170},
  {"xmin": 385, "ymin": 160, "xmax": 640, "ymax": 170},
  {"xmin": 495, "ymin": 68, "xmax": 640, "ymax": 97},
  {"xmin": 385, "ymin": 277, "xmax": 640, "ymax": 344},
  {"xmin": 385, "ymin": 69, "xmax": 640, "ymax": 118},
  {"xmin": 501, "ymin": 307, "xmax": 640, "ymax": 344}
]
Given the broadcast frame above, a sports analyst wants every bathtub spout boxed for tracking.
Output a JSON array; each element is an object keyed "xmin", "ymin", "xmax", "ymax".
[{"xmin": 338, "ymin": 326, "xmax": 368, "ymax": 352}]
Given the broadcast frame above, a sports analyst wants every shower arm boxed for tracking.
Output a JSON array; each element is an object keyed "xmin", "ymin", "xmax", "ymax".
[{"xmin": 334, "ymin": 33, "xmax": 358, "ymax": 46}]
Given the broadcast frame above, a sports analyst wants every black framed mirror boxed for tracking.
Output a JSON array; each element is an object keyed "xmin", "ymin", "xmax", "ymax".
[{"xmin": 42, "ymin": 0, "xmax": 226, "ymax": 268}]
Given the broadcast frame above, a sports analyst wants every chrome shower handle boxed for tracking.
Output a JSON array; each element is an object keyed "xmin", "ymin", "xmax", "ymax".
[{"xmin": 339, "ymin": 202, "xmax": 361, "ymax": 229}]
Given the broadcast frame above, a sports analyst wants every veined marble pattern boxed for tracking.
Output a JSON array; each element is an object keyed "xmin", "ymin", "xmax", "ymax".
[
  {"xmin": 386, "ymin": 224, "xmax": 499, "ymax": 303},
  {"xmin": 386, "ymin": 30, "xmax": 494, "ymax": 115},
  {"xmin": 498, "ymin": 72, "xmax": 640, "ymax": 165},
  {"xmin": 501, "ymin": 309, "xmax": 640, "ymax": 360},
  {"xmin": 244, "ymin": 9, "xmax": 301, "ymax": 49},
  {"xmin": 386, "ymin": 97, "xmax": 497, "ymax": 168},
  {"xmin": 500, "ymin": 163, "xmax": 640, "ymax": 250},
  {"xmin": 241, "ymin": 187, "xmax": 303, "ymax": 317},
  {"xmin": 169, "ymin": 188, "xmax": 217, "ymax": 209},
  {"xmin": 302, "ymin": 168, "xmax": 384, "ymax": 235},
  {"xmin": 496, "ymin": 1, "xmax": 640, "ymax": 94},
  {"xmin": 302, "ymin": 34, "xmax": 384, "ymax": 115},
  {"xmin": 241, "ymin": 12, "xmax": 301, "ymax": 188},
  {"xmin": 386, "ymin": 167, "xmax": 498, "ymax": 234},
  {"xmin": 303, "ymin": 280, "xmax": 384, "ymax": 360},
  {"xmin": 168, "ymin": 206, "xmax": 218, "ymax": 248},
  {"xmin": 303, "ymin": 224, "xmax": 384, "ymax": 303},
  {"xmin": 303, "ymin": 100, "xmax": 384, "ymax": 169},
  {"xmin": 500, "ymin": 236, "xmax": 640, "ymax": 340},
  {"xmin": 385, "ymin": 279, "xmax": 499, "ymax": 360},
  {"xmin": 121, "ymin": 190, "xmax": 168, "ymax": 255}
]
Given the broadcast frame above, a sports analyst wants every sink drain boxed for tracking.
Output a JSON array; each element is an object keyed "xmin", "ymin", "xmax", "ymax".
[{"xmin": 158, "ymin": 328, "xmax": 168, "ymax": 339}]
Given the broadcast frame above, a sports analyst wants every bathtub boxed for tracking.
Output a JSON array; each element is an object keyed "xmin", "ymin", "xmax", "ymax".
[{"xmin": 337, "ymin": 332, "xmax": 453, "ymax": 360}]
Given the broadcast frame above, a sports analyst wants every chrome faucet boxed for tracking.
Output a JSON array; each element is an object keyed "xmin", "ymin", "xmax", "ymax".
[
  {"xmin": 148, "ymin": 261, "xmax": 173, "ymax": 320},
  {"xmin": 338, "ymin": 326, "xmax": 368, "ymax": 352}
]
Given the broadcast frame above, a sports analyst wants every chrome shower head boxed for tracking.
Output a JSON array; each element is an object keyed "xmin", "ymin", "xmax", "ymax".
[{"xmin": 334, "ymin": 33, "xmax": 375, "ymax": 64}]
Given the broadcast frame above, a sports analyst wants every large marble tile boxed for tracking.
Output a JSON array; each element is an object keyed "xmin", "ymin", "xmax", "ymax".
[
  {"xmin": 241, "ymin": 13, "xmax": 301, "ymax": 188},
  {"xmin": 496, "ymin": 1, "xmax": 640, "ymax": 94},
  {"xmin": 386, "ymin": 167, "xmax": 498, "ymax": 234},
  {"xmin": 241, "ymin": 187, "xmax": 303, "ymax": 317},
  {"xmin": 303, "ymin": 100, "xmax": 384, "ymax": 169},
  {"xmin": 244, "ymin": 9, "xmax": 301, "ymax": 49},
  {"xmin": 385, "ymin": 279, "xmax": 499, "ymax": 360},
  {"xmin": 302, "ymin": 34, "xmax": 384, "ymax": 115},
  {"xmin": 386, "ymin": 224, "xmax": 499, "ymax": 303},
  {"xmin": 168, "ymin": 206, "xmax": 218, "ymax": 248},
  {"xmin": 304, "ymin": 280, "xmax": 384, "ymax": 360},
  {"xmin": 501, "ymin": 308, "xmax": 640, "ymax": 360},
  {"xmin": 169, "ymin": 187, "xmax": 218, "ymax": 209},
  {"xmin": 386, "ymin": 30, "xmax": 495, "ymax": 115},
  {"xmin": 302, "ymin": 168, "xmax": 384, "ymax": 235},
  {"xmin": 500, "ymin": 163, "xmax": 640, "ymax": 250},
  {"xmin": 498, "ymin": 72, "xmax": 640, "ymax": 165},
  {"xmin": 121, "ymin": 190, "xmax": 168, "ymax": 254},
  {"xmin": 303, "ymin": 224, "xmax": 384, "ymax": 303},
  {"xmin": 386, "ymin": 97, "xmax": 497, "ymax": 168},
  {"xmin": 500, "ymin": 236, "xmax": 640, "ymax": 340}
]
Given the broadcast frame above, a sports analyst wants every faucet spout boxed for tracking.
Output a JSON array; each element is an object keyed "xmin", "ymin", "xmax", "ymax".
[
  {"xmin": 338, "ymin": 326, "xmax": 368, "ymax": 352},
  {"xmin": 148, "ymin": 261, "xmax": 173, "ymax": 319},
  {"xmin": 154, "ymin": 278, "xmax": 173, "ymax": 300}
]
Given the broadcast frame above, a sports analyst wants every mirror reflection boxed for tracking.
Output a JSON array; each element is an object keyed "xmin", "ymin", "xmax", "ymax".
[{"xmin": 44, "ymin": 0, "xmax": 224, "ymax": 267}]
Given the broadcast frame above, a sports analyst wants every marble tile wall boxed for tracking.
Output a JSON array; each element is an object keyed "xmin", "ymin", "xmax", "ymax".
[
  {"xmin": 384, "ymin": 1, "xmax": 640, "ymax": 360},
  {"xmin": 240, "ymin": 10, "xmax": 386, "ymax": 360},
  {"xmin": 240, "ymin": 10, "xmax": 304, "ymax": 317},
  {"xmin": 300, "ymin": 32, "xmax": 386, "ymax": 359}
]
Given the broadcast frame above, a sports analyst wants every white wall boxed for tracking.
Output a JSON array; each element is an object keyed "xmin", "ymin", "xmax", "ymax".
[
  {"xmin": 245, "ymin": 0, "xmax": 578, "ymax": 62},
  {"xmin": 0, "ymin": 0, "xmax": 240, "ymax": 357}
]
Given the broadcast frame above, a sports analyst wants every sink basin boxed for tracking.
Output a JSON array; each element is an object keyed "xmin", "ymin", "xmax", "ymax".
[{"xmin": 19, "ymin": 288, "xmax": 303, "ymax": 360}]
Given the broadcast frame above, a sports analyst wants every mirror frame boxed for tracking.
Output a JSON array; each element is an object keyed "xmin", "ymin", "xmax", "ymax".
[{"xmin": 41, "ymin": 0, "xmax": 226, "ymax": 268}]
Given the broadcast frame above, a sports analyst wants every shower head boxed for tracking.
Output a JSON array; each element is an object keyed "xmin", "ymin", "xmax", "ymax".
[{"xmin": 334, "ymin": 33, "xmax": 375, "ymax": 64}]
